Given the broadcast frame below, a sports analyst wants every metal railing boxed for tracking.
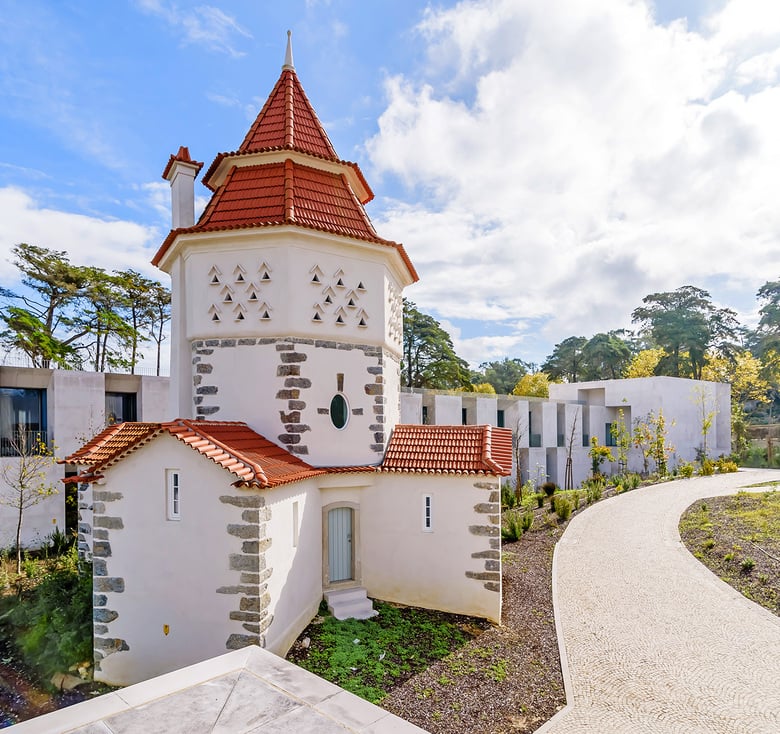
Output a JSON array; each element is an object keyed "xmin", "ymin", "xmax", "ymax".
[{"xmin": 0, "ymin": 430, "xmax": 48, "ymax": 457}]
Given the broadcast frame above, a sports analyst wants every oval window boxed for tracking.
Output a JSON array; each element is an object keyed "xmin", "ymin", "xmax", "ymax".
[{"xmin": 330, "ymin": 394, "xmax": 348, "ymax": 430}]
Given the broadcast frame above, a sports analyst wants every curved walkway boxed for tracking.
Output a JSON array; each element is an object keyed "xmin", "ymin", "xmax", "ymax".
[{"xmin": 537, "ymin": 469, "xmax": 780, "ymax": 734}]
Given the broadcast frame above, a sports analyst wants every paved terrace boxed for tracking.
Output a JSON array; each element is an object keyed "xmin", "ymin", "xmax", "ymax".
[
  {"xmin": 538, "ymin": 468, "xmax": 780, "ymax": 734},
  {"xmin": 9, "ymin": 646, "xmax": 426, "ymax": 734}
]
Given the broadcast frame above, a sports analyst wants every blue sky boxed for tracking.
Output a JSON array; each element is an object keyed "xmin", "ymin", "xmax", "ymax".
[{"xmin": 1, "ymin": 0, "xmax": 779, "ymax": 374}]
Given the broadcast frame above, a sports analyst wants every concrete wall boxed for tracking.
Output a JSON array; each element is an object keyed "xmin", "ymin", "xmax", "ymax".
[{"xmin": 0, "ymin": 367, "xmax": 170, "ymax": 550}]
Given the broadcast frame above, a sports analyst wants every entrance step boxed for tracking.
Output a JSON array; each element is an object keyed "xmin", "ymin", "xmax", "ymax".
[{"xmin": 324, "ymin": 587, "xmax": 379, "ymax": 621}]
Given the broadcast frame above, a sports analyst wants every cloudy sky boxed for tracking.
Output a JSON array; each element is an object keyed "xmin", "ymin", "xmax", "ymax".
[{"xmin": 1, "ymin": 0, "xmax": 778, "ymax": 372}]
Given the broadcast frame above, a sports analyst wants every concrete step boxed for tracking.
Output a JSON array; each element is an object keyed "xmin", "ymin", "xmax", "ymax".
[{"xmin": 324, "ymin": 587, "xmax": 378, "ymax": 621}]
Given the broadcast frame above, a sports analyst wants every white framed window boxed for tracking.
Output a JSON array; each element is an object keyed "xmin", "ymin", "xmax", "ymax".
[
  {"xmin": 422, "ymin": 494, "xmax": 433, "ymax": 532},
  {"xmin": 166, "ymin": 470, "xmax": 181, "ymax": 521}
]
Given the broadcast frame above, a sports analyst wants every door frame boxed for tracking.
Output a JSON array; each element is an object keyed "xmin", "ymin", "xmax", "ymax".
[{"xmin": 322, "ymin": 501, "xmax": 361, "ymax": 589}]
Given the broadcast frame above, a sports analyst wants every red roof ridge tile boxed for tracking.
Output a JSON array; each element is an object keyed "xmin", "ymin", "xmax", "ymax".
[{"xmin": 161, "ymin": 145, "xmax": 204, "ymax": 181}]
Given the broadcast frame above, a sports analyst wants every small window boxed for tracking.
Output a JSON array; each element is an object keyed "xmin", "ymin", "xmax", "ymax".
[
  {"xmin": 166, "ymin": 470, "xmax": 181, "ymax": 521},
  {"xmin": 422, "ymin": 495, "xmax": 433, "ymax": 532},
  {"xmin": 462, "ymin": 408, "xmax": 468, "ymax": 425},
  {"xmin": 497, "ymin": 409, "xmax": 505, "ymax": 428},
  {"xmin": 605, "ymin": 423, "xmax": 617, "ymax": 447},
  {"xmin": 105, "ymin": 392, "xmax": 137, "ymax": 425},
  {"xmin": 0, "ymin": 387, "xmax": 47, "ymax": 456},
  {"xmin": 421, "ymin": 406, "xmax": 429, "ymax": 425},
  {"xmin": 330, "ymin": 394, "xmax": 348, "ymax": 430}
]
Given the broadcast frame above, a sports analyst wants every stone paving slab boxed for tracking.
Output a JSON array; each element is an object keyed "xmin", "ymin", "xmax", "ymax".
[
  {"xmin": 9, "ymin": 646, "xmax": 428, "ymax": 734},
  {"xmin": 537, "ymin": 469, "xmax": 780, "ymax": 734}
]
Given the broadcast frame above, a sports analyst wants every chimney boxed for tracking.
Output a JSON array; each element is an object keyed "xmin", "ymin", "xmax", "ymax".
[{"xmin": 162, "ymin": 146, "xmax": 204, "ymax": 229}]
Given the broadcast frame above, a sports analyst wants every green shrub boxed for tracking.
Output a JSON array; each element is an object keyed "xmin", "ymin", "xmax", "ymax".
[
  {"xmin": 715, "ymin": 457, "xmax": 738, "ymax": 473},
  {"xmin": 740, "ymin": 557, "xmax": 755, "ymax": 574},
  {"xmin": 678, "ymin": 462, "xmax": 695, "ymax": 478},
  {"xmin": 501, "ymin": 511, "xmax": 525, "ymax": 542},
  {"xmin": 521, "ymin": 511, "xmax": 534, "ymax": 532},
  {"xmin": 0, "ymin": 546, "xmax": 93, "ymax": 683},
  {"xmin": 541, "ymin": 481, "xmax": 557, "ymax": 497},
  {"xmin": 628, "ymin": 473, "xmax": 641, "ymax": 489},
  {"xmin": 501, "ymin": 482, "xmax": 517, "ymax": 510},
  {"xmin": 535, "ymin": 493, "xmax": 545, "ymax": 508},
  {"xmin": 553, "ymin": 496, "xmax": 572, "ymax": 522},
  {"xmin": 583, "ymin": 477, "xmax": 603, "ymax": 504},
  {"xmin": 570, "ymin": 490, "xmax": 580, "ymax": 510},
  {"xmin": 699, "ymin": 459, "xmax": 715, "ymax": 476}
]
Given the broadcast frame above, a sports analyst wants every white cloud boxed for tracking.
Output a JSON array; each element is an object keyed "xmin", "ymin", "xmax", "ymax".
[
  {"xmin": 366, "ymin": 0, "xmax": 780, "ymax": 362},
  {"xmin": 0, "ymin": 186, "xmax": 161, "ymax": 289},
  {"xmin": 136, "ymin": 1, "xmax": 252, "ymax": 57}
]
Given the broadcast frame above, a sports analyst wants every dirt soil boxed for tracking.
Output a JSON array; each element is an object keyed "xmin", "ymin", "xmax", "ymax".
[{"xmin": 679, "ymin": 493, "xmax": 780, "ymax": 616}]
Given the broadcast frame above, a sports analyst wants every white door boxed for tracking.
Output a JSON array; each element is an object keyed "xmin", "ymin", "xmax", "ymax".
[{"xmin": 328, "ymin": 507, "xmax": 353, "ymax": 583}]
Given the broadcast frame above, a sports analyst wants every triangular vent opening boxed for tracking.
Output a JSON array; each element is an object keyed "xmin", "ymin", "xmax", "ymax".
[
  {"xmin": 336, "ymin": 314, "xmax": 344, "ymax": 324},
  {"xmin": 347, "ymin": 298, "xmax": 356, "ymax": 307},
  {"xmin": 336, "ymin": 278, "xmax": 344, "ymax": 287},
  {"xmin": 236, "ymin": 312, "xmax": 245, "ymax": 321},
  {"xmin": 358, "ymin": 317, "xmax": 367, "ymax": 327},
  {"xmin": 224, "ymin": 293, "xmax": 233, "ymax": 303},
  {"xmin": 313, "ymin": 312, "xmax": 322, "ymax": 322},
  {"xmin": 261, "ymin": 272, "xmax": 271, "ymax": 281},
  {"xmin": 311, "ymin": 274, "xmax": 320, "ymax": 283},
  {"xmin": 248, "ymin": 292, "xmax": 258, "ymax": 302},
  {"xmin": 211, "ymin": 275, "xmax": 220, "ymax": 284},
  {"xmin": 324, "ymin": 294, "xmax": 332, "ymax": 304},
  {"xmin": 357, "ymin": 281, "xmax": 366, "ymax": 291},
  {"xmin": 261, "ymin": 310, "xmax": 271, "ymax": 320},
  {"xmin": 212, "ymin": 313, "xmax": 220, "ymax": 322},
  {"xmin": 236, "ymin": 273, "xmax": 245, "ymax": 282}
]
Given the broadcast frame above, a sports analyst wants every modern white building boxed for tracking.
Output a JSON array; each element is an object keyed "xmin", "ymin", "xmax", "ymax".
[
  {"xmin": 0, "ymin": 365, "xmax": 168, "ymax": 549},
  {"xmin": 401, "ymin": 375, "xmax": 731, "ymax": 487}
]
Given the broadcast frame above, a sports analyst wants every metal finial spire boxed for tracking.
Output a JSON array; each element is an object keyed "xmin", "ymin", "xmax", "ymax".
[{"xmin": 283, "ymin": 30, "xmax": 294, "ymax": 70}]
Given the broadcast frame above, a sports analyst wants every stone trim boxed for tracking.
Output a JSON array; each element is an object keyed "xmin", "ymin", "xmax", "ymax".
[
  {"xmin": 191, "ymin": 337, "xmax": 400, "ymax": 458},
  {"xmin": 468, "ymin": 479, "xmax": 502, "ymax": 593},
  {"xmin": 90, "ymin": 489, "xmax": 128, "ymax": 671},
  {"xmin": 218, "ymin": 494, "xmax": 274, "ymax": 650}
]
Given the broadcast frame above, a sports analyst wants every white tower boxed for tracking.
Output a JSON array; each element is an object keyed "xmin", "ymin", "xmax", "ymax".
[{"xmin": 155, "ymin": 34, "xmax": 417, "ymax": 466}]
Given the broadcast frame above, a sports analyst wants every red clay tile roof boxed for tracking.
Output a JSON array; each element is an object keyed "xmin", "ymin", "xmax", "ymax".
[
  {"xmin": 196, "ymin": 161, "xmax": 380, "ymax": 240},
  {"xmin": 238, "ymin": 68, "xmax": 338, "ymax": 161},
  {"xmin": 63, "ymin": 420, "xmax": 327, "ymax": 489},
  {"xmin": 163, "ymin": 419, "xmax": 326, "ymax": 487},
  {"xmin": 381, "ymin": 425, "xmax": 513, "ymax": 476},
  {"xmin": 153, "ymin": 159, "xmax": 419, "ymax": 281},
  {"xmin": 161, "ymin": 145, "xmax": 204, "ymax": 181},
  {"xmin": 63, "ymin": 422, "xmax": 160, "ymax": 470}
]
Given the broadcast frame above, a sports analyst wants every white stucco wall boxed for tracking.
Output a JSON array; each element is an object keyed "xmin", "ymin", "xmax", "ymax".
[
  {"xmin": 359, "ymin": 473, "xmax": 502, "ymax": 622},
  {"xmin": 262, "ymin": 481, "xmax": 323, "ymax": 656},
  {"xmin": 400, "ymin": 391, "xmax": 422, "ymax": 424},
  {"xmin": 92, "ymin": 435, "xmax": 242, "ymax": 686}
]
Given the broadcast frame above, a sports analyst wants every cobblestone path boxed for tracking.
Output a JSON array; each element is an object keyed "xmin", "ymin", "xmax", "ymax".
[{"xmin": 537, "ymin": 469, "xmax": 780, "ymax": 734}]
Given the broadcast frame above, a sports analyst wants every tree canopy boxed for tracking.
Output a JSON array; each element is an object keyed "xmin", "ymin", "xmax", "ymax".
[
  {"xmin": 402, "ymin": 299, "xmax": 471, "ymax": 389},
  {"xmin": 631, "ymin": 285, "xmax": 740, "ymax": 379},
  {"xmin": 1, "ymin": 243, "xmax": 171, "ymax": 374},
  {"xmin": 471, "ymin": 357, "xmax": 528, "ymax": 394}
]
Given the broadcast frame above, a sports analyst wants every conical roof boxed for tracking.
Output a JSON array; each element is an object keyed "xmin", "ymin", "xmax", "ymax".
[{"xmin": 154, "ymin": 35, "xmax": 417, "ymax": 283}]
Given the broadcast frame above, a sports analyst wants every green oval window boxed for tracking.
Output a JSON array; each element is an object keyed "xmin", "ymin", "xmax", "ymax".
[{"xmin": 330, "ymin": 394, "xmax": 348, "ymax": 429}]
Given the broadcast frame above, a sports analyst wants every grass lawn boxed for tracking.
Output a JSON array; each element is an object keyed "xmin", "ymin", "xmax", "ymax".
[
  {"xmin": 286, "ymin": 601, "xmax": 488, "ymax": 704},
  {"xmin": 679, "ymin": 485, "xmax": 780, "ymax": 616}
]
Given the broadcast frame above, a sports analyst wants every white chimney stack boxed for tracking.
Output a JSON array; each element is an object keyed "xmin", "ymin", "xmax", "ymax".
[{"xmin": 162, "ymin": 146, "xmax": 203, "ymax": 229}]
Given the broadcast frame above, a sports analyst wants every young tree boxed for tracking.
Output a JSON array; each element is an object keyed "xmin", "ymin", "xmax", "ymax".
[
  {"xmin": 588, "ymin": 436, "xmax": 614, "ymax": 477},
  {"xmin": 691, "ymin": 385, "xmax": 717, "ymax": 461},
  {"xmin": 512, "ymin": 412, "xmax": 529, "ymax": 501},
  {"xmin": 610, "ymin": 407, "xmax": 631, "ymax": 475},
  {"xmin": 402, "ymin": 300, "xmax": 470, "ymax": 389},
  {"xmin": 0, "ymin": 434, "xmax": 58, "ymax": 574},
  {"xmin": 564, "ymin": 407, "xmax": 579, "ymax": 490}
]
